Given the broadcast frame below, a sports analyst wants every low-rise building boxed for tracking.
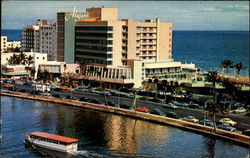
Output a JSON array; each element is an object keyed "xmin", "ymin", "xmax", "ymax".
[
  {"xmin": 1, "ymin": 36, "xmax": 8, "ymax": 52},
  {"xmin": 1, "ymin": 36, "xmax": 21, "ymax": 52}
]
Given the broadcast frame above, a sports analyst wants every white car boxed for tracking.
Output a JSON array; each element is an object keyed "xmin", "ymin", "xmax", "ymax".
[
  {"xmin": 40, "ymin": 92, "xmax": 51, "ymax": 96},
  {"xmin": 231, "ymin": 108, "xmax": 247, "ymax": 114}
]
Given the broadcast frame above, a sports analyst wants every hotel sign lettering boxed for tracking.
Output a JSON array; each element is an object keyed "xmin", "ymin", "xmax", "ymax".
[{"xmin": 65, "ymin": 7, "xmax": 89, "ymax": 22}]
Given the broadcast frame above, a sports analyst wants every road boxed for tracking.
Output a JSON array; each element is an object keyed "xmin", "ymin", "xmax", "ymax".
[{"xmin": 2, "ymin": 83, "xmax": 250, "ymax": 132}]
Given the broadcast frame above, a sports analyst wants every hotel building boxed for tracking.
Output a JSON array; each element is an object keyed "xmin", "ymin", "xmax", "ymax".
[
  {"xmin": 73, "ymin": 7, "xmax": 196, "ymax": 88},
  {"xmin": 56, "ymin": 11, "xmax": 89, "ymax": 63}
]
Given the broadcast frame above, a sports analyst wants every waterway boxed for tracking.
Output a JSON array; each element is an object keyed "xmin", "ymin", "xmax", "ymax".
[{"xmin": 0, "ymin": 96, "xmax": 249, "ymax": 158}]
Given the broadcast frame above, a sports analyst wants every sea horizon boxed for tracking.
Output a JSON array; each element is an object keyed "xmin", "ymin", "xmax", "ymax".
[{"xmin": 1, "ymin": 29, "xmax": 249, "ymax": 77}]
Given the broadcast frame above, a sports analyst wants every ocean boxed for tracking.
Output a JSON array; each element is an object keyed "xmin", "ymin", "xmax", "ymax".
[{"xmin": 1, "ymin": 29, "xmax": 249, "ymax": 76}]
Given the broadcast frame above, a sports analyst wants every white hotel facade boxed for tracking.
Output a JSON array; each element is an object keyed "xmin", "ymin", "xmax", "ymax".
[{"xmin": 72, "ymin": 7, "xmax": 197, "ymax": 88}]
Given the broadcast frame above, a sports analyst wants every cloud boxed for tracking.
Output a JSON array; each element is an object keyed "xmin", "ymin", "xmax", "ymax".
[
  {"xmin": 199, "ymin": 4, "xmax": 249, "ymax": 13},
  {"xmin": 199, "ymin": 7, "xmax": 223, "ymax": 12}
]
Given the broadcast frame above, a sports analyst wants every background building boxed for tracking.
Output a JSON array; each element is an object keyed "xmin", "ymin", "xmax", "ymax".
[
  {"xmin": 1, "ymin": 36, "xmax": 21, "ymax": 53},
  {"xmin": 1, "ymin": 36, "xmax": 8, "ymax": 52},
  {"xmin": 21, "ymin": 19, "xmax": 57, "ymax": 61}
]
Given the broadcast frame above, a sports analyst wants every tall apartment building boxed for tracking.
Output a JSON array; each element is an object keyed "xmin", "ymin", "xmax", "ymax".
[
  {"xmin": 75, "ymin": 8, "xmax": 173, "ymax": 66},
  {"xmin": 56, "ymin": 12, "xmax": 89, "ymax": 63},
  {"xmin": 21, "ymin": 26, "xmax": 38, "ymax": 52},
  {"xmin": 21, "ymin": 19, "xmax": 57, "ymax": 61}
]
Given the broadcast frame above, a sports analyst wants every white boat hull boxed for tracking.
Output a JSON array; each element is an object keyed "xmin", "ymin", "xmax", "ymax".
[{"xmin": 25, "ymin": 136, "xmax": 77, "ymax": 153}]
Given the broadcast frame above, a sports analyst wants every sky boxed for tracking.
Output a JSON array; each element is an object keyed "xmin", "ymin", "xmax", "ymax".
[{"xmin": 1, "ymin": 1, "xmax": 249, "ymax": 30}]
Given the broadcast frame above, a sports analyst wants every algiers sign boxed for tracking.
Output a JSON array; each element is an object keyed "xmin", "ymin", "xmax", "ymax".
[{"xmin": 65, "ymin": 7, "xmax": 89, "ymax": 22}]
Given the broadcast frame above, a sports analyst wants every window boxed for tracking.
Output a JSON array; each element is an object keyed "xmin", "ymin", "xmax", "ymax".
[
  {"xmin": 37, "ymin": 57, "xmax": 39, "ymax": 59},
  {"xmin": 107, "ymin": 61, "xmax": 112, "ymax": 65},
  {"xmin": 43, "ymin": 57, "xmax": 45, "ymax": 60}
]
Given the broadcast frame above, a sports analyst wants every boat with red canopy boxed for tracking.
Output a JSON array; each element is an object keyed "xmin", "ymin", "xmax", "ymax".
[{"xmin": 24, "ymin": 132, "xmax": 78, "ymax": 153}]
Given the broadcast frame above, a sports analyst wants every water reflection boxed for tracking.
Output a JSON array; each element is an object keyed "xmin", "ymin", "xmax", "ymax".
[
  {"xmin": 1, "ymin": 96, "xmax": 249, "ymax": 158},
  {"xmin": 203, "ymin": 136, "xmax": 216, "ymax": 158}
]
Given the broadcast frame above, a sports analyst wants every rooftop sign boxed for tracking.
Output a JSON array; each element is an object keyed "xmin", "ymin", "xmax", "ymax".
[{"xmin": 65, "ymin": 7, "xmax": 89, "ymax": 22}]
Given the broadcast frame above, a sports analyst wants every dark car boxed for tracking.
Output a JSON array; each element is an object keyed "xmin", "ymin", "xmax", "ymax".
[
  {"xmin": 23, "ymin": 82, "xmax": 33, "ymax": 86},
  {"xmin": 3, "ymin": 80, "xmax": 12, "ymax": 83},
  {"xmin": 79, "ymin": 97, "xmax": 89, "ymax": 102},
  {"xmin": 17, "ymin": 89, "xmax": 28, "ymax": 93},
  {"xmin": 29, "ymin": 90, "xmax": 41, "ymax": 95},
  {"xmin": 120, "ymin": 104, "xmax": 131, "ymax": 109},
  {"xmin": 53, "ymin": 88, "xmax": 62, "ymax": 92},
  {"xmin": 106, "ymin": 101, "xmax": 118, "ymax": 107},
  {"xmin": 52, "ymin": 94, "xmax": 61, "ymax": 98},
  {"xmin": 199, "ymin": 119, "xmax": 214, "ymax": 127},
  {"xmin": 149, "ymin": 98, "xmax": 164, "ymax": 103},
  {"xmin": 188, "ymin": 104, "xmax": 200, "ymax": 109},
  {"xmin": 89, "ymin": 99, "xmax": 104, "ymax": 105},
  {"xmin": 150, "ymin": 109, "xmax": 164, "ymax": 116},
  {"xmin": 242, "ymin": 130, "xmax": 250, "ymax": 137},
  {"xmin": 217, "ymin": 124, "xmax": 236, "ymax": 132},
  {"xmin": 165, "ymin": 112, "xmax": 179, "ymax": 119}
]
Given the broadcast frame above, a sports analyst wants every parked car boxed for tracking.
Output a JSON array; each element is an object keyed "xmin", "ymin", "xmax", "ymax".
[
  {"xmin": 163, "ymin": 102, "xmax": 178, "ymax": 109},
  {"xmin": 149, "ymin": 98, "xmax": 165, "ymax": 103},
  {"xmin": 231, "ymin": 108, "xmax": 247, "ymax": 114},
  {"xmin": 17, "ymin": 89, "xmax": 28, "ymax": 93},
  {"xmin": 29, "ymin": 90, "xmax": 41, "ymax": 95},
  {"xmin": 106, "ymin": 101, "xmax": 118, "ymax": 107},
  {"xmin": 150, "ymin": 109, "xmax": 164, "ymax": 116},
  {"xmin": 165, "ymin": 112, "xmax": 179, "ymax": 119},
  {"xmin": 3, "ymin": 80, "xmax": 12, "ymax": 83},
  {"xmin": 188, "ymin": 104, "xmax": 201, "ymax": 109},
  {"xmin": 135, "ymin": 107, "xmax": 150, "ymax": 113},
  {"xmin": 74, "ymin": 88, "xmax": 88, "ymax": 92},
  {"xmin": 242, "ymin": 129, "xmax": 250, "ymax": 137},
  {"xmin": 199, "ymin": 119, "xmax": 214, "ymax": 127},
  {"xmin": 102, "ymin": 91, "xmax": 112, "ymax": 96},
  {"xmin": 40, "ymin": 92, "xmax": 51, "ymax": 96},
  {"xmin": 79, "ymin": 97, "xmax": 89, "ymax": 102},
  {"xmin": 219, "ymin": 118, "xmax": 237, "ymax": 126},
  {"xmin": 89, "ymin": 99, "xmax": 104, "ymax": 105},
  {"xmin": 217, "ymin": 124, "xmax": 236, "ymax": 132},
  {"xmin": 3, "ymin": 84, "xmax": 13, "ymax": 88},
  {"xmin": 23, "ymin": 82, "xmax": 33, "ymax": 86},
  {"xmin": 172, "ymin": 101, "xmax": 189, "ymax": 107},
  {"xmin": 58, "ymin": 86, "xmax": 70, "ymax": 90},
  {"xmin": 52, "ymin": 94, "xmax": 61, "ymax": 98},
  {"xmin": 120, "ymin": 104, "xmax": 131, "ymax": 109},
  {"xmin": 182, "ymin": 116, "xmax": 199, "ymax": 123}
]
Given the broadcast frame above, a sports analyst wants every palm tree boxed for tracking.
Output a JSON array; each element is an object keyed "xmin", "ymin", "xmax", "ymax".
[
  {"xmin": 219, "ymin": 77, "xmax": 236, "ymax": 111},
  {"xmin": 77, "ymin": 60, "xmax": 89, "ymax": 86},
  {"xmin": 205, "ymin": 70, "xmax": 220, "ymax": 98},
  {"xmin": 87, "ymin": 66, "xmax": 95, "ymax": 88},
  {"xmin": 67, "ymin": 77, "xmax": 79, "ymax": 99},
  {"xmin": 162, "ymin": 80, "xmax": 168, "ymax": 102},
  {"xmin": 131, "ymin": 88, "xmax": 137, "ymax": 110},
  {"xmin": 204, "ymin": 100, "xmax": 224, "ymax": 132},
  {"xmin": 220, "ymin": 60, "xmax": 233, "ymax": 74},
  {"xmin": 234, "ymin": 62, "xmax": 244, "ymax": 78},
  {"xmin": 146, "ymin": 79, "xmax": 152, "ymax": 100},
  {"xmin": 27, "ymin": 55, "xmax": 33, "ymax": 66},
  {"xmin": 154, "ymin": 78, "xmax": 159, "ymax": 99}
]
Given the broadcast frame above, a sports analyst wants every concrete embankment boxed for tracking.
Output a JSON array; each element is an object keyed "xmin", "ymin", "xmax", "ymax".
[{"xmin": 1, "ymin": 90, "xmax": 249, "ymax": 147}]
